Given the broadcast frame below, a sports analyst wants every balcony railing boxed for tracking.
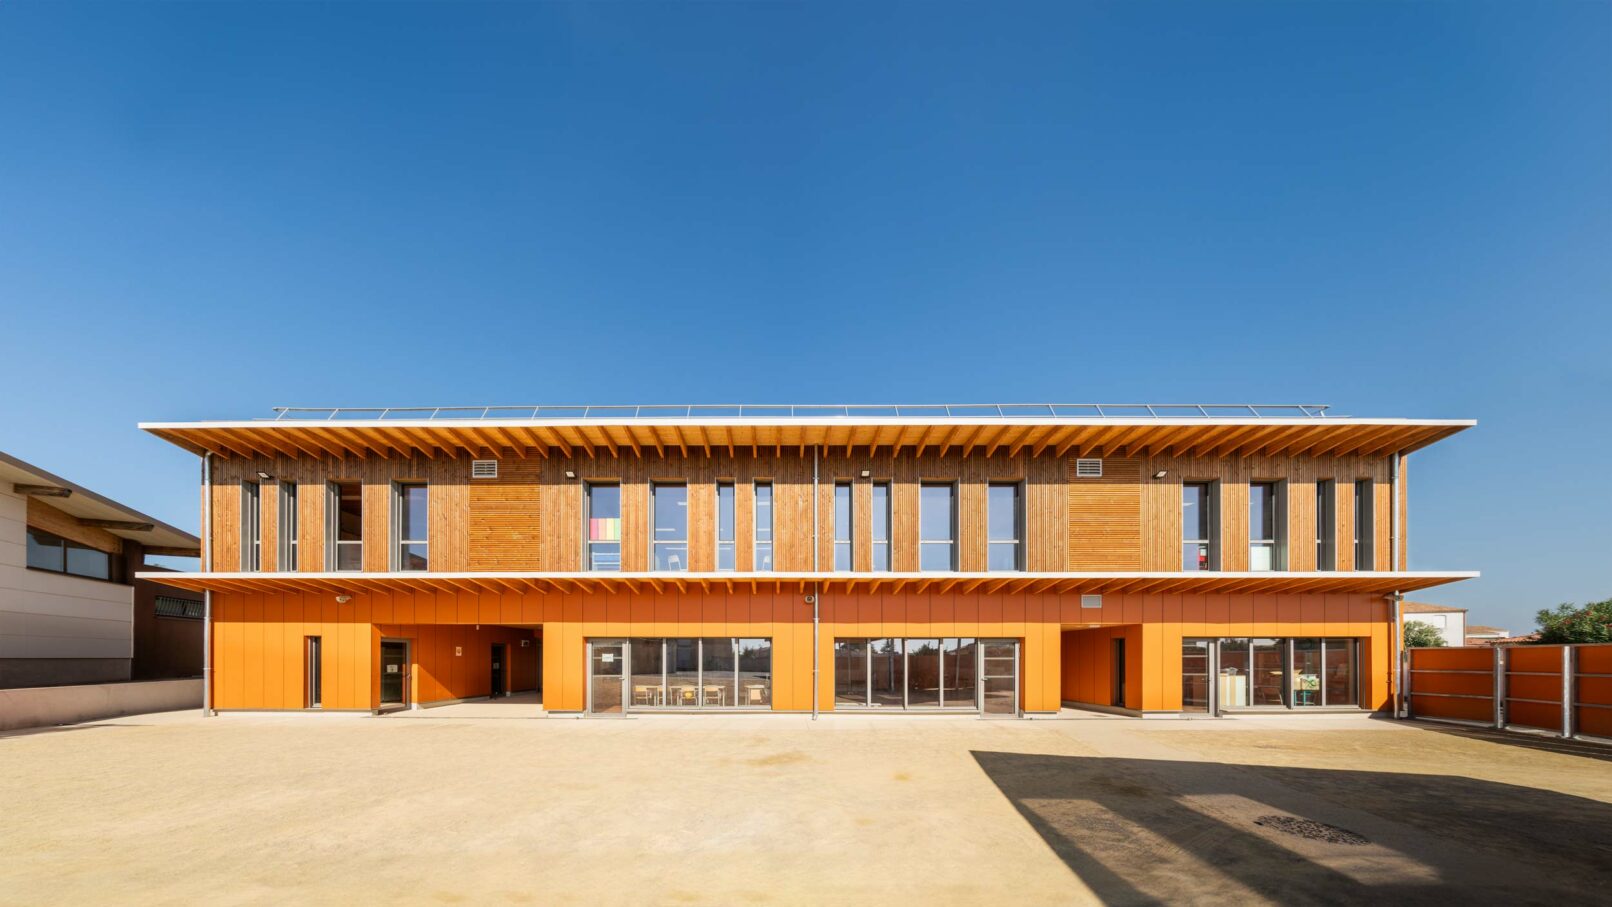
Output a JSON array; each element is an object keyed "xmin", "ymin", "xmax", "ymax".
[{"xmin": 269, "ymin": 403, "xmax": 1335, "ymax": 422}]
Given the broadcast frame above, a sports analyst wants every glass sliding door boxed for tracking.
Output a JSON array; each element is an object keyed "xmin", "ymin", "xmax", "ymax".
[
  {"xmin": 1292, "ymin": 638, "xmax": 1322, "ymax": 707},
  {"xmin": 835, "ymin": 640, "xmax": 868, "ymax": 706},
  {"xmin": 589, "ymin": 640, "xmax": 625, "ymax": 714},
  {"xmin": 942, "ymin": 638, "xmax": 978, "ymax": 708},
  {"xmin": 1323, "ymin": 639, "xmax": 1357, "ymax": 706},
  {"xmin": 870, "ymin": 639, "xmax": 903, "ymax": 707},
  {"xmin": 906, "ymin": 639, "xmax": 942, "ymax": 707},
  {"xmin": 701, "ymin": 638, "xmax": 736, "ymax": 707},
  {"xmin": 666, "ymin": 638, "xmax": 700, "ymax": 707},
  {"xmin": 981, "ymin": 640, "xmax": 1019, "ymax": 716},
  {"xmin": 736, "ymin": 638, "xmax": 772, "ymax": 708},
  {"xmin": 1251, "ymin": 639, "xmax": 1287, "ymax": 706},
  {"xmin": 619, "ymin": 638, "xmax": 773, "ymax": 711}
]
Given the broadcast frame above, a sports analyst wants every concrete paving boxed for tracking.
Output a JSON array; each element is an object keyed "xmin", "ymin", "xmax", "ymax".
[{"xmin": 1, "ymin": 710, "xmax": 1608, "ymax": 905}]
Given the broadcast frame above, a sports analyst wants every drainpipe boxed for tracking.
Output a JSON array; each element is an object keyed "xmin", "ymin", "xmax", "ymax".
[
  {"xmin": 811, "ymin": 446, "xmax": 820, "ymax": 721},
  {"xmin": 202, "ymin": 452, "xmax": 214, "ymax": 717},
  {"xmin": 1390, "ymin": 452, "xmax": 1403, "ymax": 718}
]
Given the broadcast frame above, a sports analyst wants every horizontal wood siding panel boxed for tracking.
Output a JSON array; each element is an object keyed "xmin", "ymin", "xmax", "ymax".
[{"xmin": 1067, "ymin": 457, "xmax": 1141, "ymax": 570}]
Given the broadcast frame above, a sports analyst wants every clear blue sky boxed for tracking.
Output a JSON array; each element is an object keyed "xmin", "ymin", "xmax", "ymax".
[{"xmin": 1, "ymin": 2, "xmax": 1607, "ymax": 632}]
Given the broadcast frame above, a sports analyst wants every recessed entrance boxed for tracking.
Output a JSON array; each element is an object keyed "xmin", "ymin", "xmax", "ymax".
[{"xmin": 490, "ymin": 643, "xmax": 506, "ymax": 699}]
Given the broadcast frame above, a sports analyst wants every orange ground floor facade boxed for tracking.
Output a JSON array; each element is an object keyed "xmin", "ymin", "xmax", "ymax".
[{"xmin": 207, "ymin": 589, "xmax": 1395, "ymax": 715}]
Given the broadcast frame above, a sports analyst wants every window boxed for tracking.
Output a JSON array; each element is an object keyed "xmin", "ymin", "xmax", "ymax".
[
  {"xmin": 395, "ymin": 483, "xmax": 428, "ymax": 571},
  {"xmin": 1182, "ymin": 482, "xmax": 1217, "ymax": 571},
  {"xmin": 754, "ymin": 482, "xmax": 773, "ymax": 571},
  {"xmin": 871, "ymin": 482, "xmax": 891, "ymax": 571},
  {"xmin": 620, "ymin": 637, "xmax": 772, "ymax": 709},
  {"xmin": 326, "ymin": 480, "xmax": 362, "ymax": 571},
  {"xmin": 919, "ymin": 483, "xmax": 956, "ymax": 571},
  {"xmin": 1208, "ymin": 637, "xmax": 1359, "ymax": 711},
  {"xmin": 1249, "ymin": 481, "xmax": 1284, "ymax": 571},
  {"xmin": 154, "ymin": 595, "xmax": 204, "ymax": 619},
  {"xmin": 652, "ymin": 483, "xmax": 688, "ymax": 571},
  {"xmin": 716, "ymin": 482, "xmax": 736, "ymax": 571},
  {"xmin": 241, "ymin": 481, "xmax": 262, "ymax": 571},
  {"xmin": 833, "ymin": 482, "xmax": 853, "ymax": 571},
  {"xmin": 586, "ymin": 483, "xmax": 621, "ymax": 571},
  {"xmin": 278, "ymin": 482, "xmax": 298, "ymax": 571},
  {"xmin": 835, "ymin": 637, "xmax": 990, "ymax": 710},
  {"xmin": 1315, "ymin": 480, "xmax": 1335, "ymax": 571},
  {"xmin": 1353, "ymin": 480, "xmax": 1375, "ymax": 570},
  {"xmin": 26, "ymin": 528, "xmax": 113, "ymax": 581},
  {"xmin": 987, "ymin": 482, "xmax": 1023, "ymax": 571},
  {"xmin": 1181, "ymin": 639, "xmax": 1211, "ymax": 712},
  {"xmin": 306, "ymin": 636, "xmax": 323, "ymax": 709}
]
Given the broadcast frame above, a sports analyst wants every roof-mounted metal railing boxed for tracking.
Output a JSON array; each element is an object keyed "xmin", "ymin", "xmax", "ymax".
[{"xmin": 267, "ymin": 403, "xmax": 1335, "ymax": 422}]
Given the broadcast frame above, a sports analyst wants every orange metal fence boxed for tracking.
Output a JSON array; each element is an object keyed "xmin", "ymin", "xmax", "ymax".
[{"xmin": 1406, "ymin": 643, "xmax": 1612, "ymax": 741}]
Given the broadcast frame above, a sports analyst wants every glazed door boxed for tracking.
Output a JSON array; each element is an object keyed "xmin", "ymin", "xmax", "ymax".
[
  {"xmin": 980, "ymin": 639, "xmax": 1019, "ymax": 717},
  {"xmin": 380, "ymin": 641, "xmax": 408, "ymax": 707},
  {"xmin": 490, "ymin": 644, "xmax": 506, "ymax": 699},
  {"xmin": 589, "ymin": 639, "xmax": 625, "ymax": 715}
]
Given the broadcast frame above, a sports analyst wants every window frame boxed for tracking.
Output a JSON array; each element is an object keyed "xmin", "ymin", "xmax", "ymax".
[
  {"xmin": 25, "ymin": 526, "xmax": 117, "ymax": 582},
  {"xmin": 1315, "ymin": 479, "xmax": 1336, "ymax": 571},
  {"xmin": 986, "ymin": 480, "xmax": 1025, "ymax": 572},
  {"xmin": 753, "ymin": 480, "xmax": 774, "ymax": 571},
  {"xmin": 1353, "ymin": 479, "xmax": 1375, "ymax": 570},
  {"xmin": 870, "ymin": 481, "xmax": 892, "ymax": 572},
  {"xmin": 241, "ymin": 480, "xmax": 262, "ymax": 571},
  {"xmin": 1248, "ymin": 480, "xmax": 1286, "ymax": 571},
  {"xmin": 393, "ymin": 481, "xmax": 429, "ymax": 571},
  {"xmin": 918, "ymin": 481, "xmax": 958, "ymax": 572},
  {"xmin": 650, "ymin": 481, "xmax": 689, "ymax": 572},
  {"xmin": 277, "ymin": 481, "xmax": 298, "ymax": 571},
  {"xmin": 584, "ymin": 481, "xmax": 623, "ymax": 572},
  {"xmin": 832, "ymin": 481, "xmax": 853, "ymax": 572},
  {"xmin": 1181, "ymin": 481, "xmax": 1219, "ymax": 571},
  {"xmin": 715, "ymin": 481, "xmax": 736, "ymax": 571},
  {"xmin": 325, "ymin": 480, "xmax": 363, "ymax": 572}
]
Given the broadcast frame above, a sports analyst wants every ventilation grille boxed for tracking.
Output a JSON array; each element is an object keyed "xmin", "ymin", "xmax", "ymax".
[
  {"xmin": 1075, "ymin": 458, "xmax": 1103, "ymax": 478},
  {"xmin": 471, "ymin": 460, "xmax": 499, "ymax": 479},
  {"xmin": 1080, "ymin": 594, "xmax": 1103, "ymax": 609}
]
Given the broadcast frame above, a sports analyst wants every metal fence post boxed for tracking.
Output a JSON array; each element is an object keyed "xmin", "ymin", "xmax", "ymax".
[
  {"xmin": 1563, "ymin": 646, "xmax": 1575, "ymax": 739},
  {"xmin": 1401, "ymin": 648, "xmax": 1412, "ymax": 719},
  {"xmin": 1493, "ymin": 646, "xmax": 1506, "ymax": 729}
]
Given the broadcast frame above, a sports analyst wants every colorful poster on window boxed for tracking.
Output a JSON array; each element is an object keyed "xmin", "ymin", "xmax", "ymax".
[{"xmin": 590, "ymin": 518, "xmax": 621, "ymax": 541}]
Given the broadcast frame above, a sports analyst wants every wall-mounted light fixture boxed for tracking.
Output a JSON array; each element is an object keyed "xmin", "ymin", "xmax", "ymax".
[
  {"xmin": 1153, "ymin": 470, "xmax": 1168, "ymax": 480},
  {"xmin": 257, "ymin": 471, "xmax": 274, "ymax": 481},
  {"xmin": 335, "ymin": 594, "xmax": 352, "ymax": 604},
  {"xmin": 860, "ymin": 470, "xmax": 871, "ymax": 478},
  {"xmin": 564, "ymin": 470, "xmax": 577, "ymax": 480}
]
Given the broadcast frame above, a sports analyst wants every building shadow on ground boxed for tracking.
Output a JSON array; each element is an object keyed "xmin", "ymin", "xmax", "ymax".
[
  {"xmin": 972, "ymin": 750, "xmax": 1612, "ymax": 906},
  {"xmin": 1400, "ymin": 720, "xmax": 1612, "ymax": 762}
]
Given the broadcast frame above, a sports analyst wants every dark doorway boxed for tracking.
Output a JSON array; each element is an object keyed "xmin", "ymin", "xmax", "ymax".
[
  {"xmin": 490, "ymin": 644, "xmax": 506, "ymax": 699},
  {"xmin": 380, "ymin": 640, "xmax": 408, "ymax": 707},
  {"xmin": 1112, "ymin": 639, "xmax": 1126, "ymax": 708}
]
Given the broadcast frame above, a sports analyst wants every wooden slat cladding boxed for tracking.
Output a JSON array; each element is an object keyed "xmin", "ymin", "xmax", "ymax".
[
  {"xmin": 1066, "ymin": 458, "xmax": 1141, "ymax": 570},
  {"xmin": 468, "ymin": 459, "xmax": 541, "ymax": 570}
]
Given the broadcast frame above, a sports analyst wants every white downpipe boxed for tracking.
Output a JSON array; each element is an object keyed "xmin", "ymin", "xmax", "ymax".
[
  {"xmin": 811, "ymin": 446, "xmax": 820, "ymax": 721},
  {"xmin": 202, "ymin": 452, "xmax": 214, "ymax": 717},
  {"xmin": 1390, "ymin": 452, "xmax": 1403, "ymax": 718}
]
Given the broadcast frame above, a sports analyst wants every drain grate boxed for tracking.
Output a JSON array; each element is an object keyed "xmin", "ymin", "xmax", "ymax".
[{"xmin": 1254, "ymin": 815, "xmax": 1369, "ymax": 846}]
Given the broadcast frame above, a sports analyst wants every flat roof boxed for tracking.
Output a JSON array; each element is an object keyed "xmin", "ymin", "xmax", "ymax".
[
  {"xmin": 141, "ymin": 402, "xmax": 1474, "ymax": 461},
  {"xmin": 0, "ymin": 449, "xmax": 200, "ymax": 554}
]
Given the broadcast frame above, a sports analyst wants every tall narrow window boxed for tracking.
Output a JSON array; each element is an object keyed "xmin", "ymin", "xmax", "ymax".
[
  {"xmin": 716, "ymin": 482, "xmax": 736, "ymax": 571},
  {"xmin": 833, "ymin": 482, "xmax": 853, "ymax": 571},
  {"xmin": 919, "ymin": 483, "xmax": 956, "ymax": 571},
  {"xmin": 241, "ymin": 481, "xmax": 262, "ymax": 571},
  {"xmin": 1353, "ymin": 480, "xmax": 1375, "ymax": 570},
  {"xmin": 1315, "ymin": 480, "xmax": 1336, "ymax": 571},
  {"xmin": 1249, "ymin": 481, "xmax": 1283, "ymax": 571},
  {"xmin": 586, "ymin": 483, "xmax": 621, "ymax": 571},
  {"xmin": 652, "ymin": 483, "xmax": 688, "ymax": 571},
  {"xmin": 871, "ymin": 482, "xmax": 891, "ymax": 572},
  {"xmin": 1182, "ymin": 482, "xmax": 1216, "ymax": 571},
  {"xmin": 396, "ymin": 483, "xmax": 428, "ymax": 571},
  {"xmin": 754, "ymin": 482, "xmax": 773, "ymax": 571},
  {"xmin": 987, "ymin": 482, "xmax": 1023, "ymax": 571},
  {"xmin": 306, "ymin": 636, "xmax": 323, "ymax": 709},
  {"xmin": 278, "ymin": 482, "xmax": 298, "ymax": 571},
  {"xmin": 327, "ymin": 480, "xmax": 362, "ymax": 571}
]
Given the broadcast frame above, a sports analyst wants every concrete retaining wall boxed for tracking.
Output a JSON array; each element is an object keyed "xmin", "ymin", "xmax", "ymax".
[{"xmin": 0, "ymin": 677, "xmax": 202, "ymax": 732}]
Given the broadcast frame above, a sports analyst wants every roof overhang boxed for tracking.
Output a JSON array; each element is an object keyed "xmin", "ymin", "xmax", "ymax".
[
  {"xmin": 140, "ymin": 416, "xmax": 1474, "ymax": 461},
  {"xmin": 1, "ymin": 450, "xmax": 200, "ymax": 554},
  {"xmin": 138, "ymin": 570, "xmax": 1477, "ymax": 597}
]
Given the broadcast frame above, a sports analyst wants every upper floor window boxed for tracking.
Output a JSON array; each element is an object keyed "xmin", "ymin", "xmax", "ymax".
[
  {"xmin": 871, "ymin": 482, "xmax": 891, "ymax": 572},
  {"xmin": 754, "ymin": 482, "xmax": 774, "ymax": 571},
  {"xmin": 919, "ymin": 482, "xmax": 956, "ymax": 571},
  {"xmin": 1315, "ymin": 480, "xmax": 1336, "ymax": 571},
  {"xmin": 586, "ymin": 482, "xmax": 621, "ymax": 572},
  {"xmin": 987, "ymin": 482, "xmax": 1023, "ymax": 571},
  {"xmin": 26, "ymin": 527, "xmax": 113, "ymax": 581},
  {"xmin": 716, "ymin": 482, "xmax": 736, "ymax": 571},
  {"xmin": 833, "ymin": 482, "xmax": 853, "ymax": 571},
  {"xmin": 652, "ymin": 483, "xmax": 688, "ymax": 571},
  {"xmin": 1249, "ymin": 481, "xmax": 1284, "ymax": 571},
  {"xmin": 278, "ymin": 482, "xmax": 298, "ymax": 571},
  {"xmin": 395, "ymin": 483, "xmax": 428, "ymax": 571},
  {"xmin": 242, "ymin": 481, "xmax": 262, "ymax": 571},
  {"xmin": 1353, "ymin": 479, "xmax": 1375, "ymax": 570},
  {"xmin": 326, "ymin": 480, "xmax": 362, "ymax": 571},
  {"xmin": 1182, "ymin": 482, "xmax": 1217, "ymax": 571}
]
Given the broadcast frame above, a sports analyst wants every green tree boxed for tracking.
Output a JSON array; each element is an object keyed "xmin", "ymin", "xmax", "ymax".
[
  {"xmin": 1534, "ymin": 598, "xmax": 1612, "ymax": 644},
  {"xmin": 1402, "ymin": 620, "xmax": 1447, "ymax": 648}
]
